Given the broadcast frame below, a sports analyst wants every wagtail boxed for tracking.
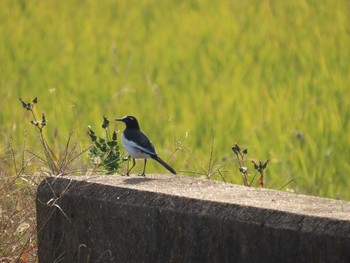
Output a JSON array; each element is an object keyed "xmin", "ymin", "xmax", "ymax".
[{"xmin": 116, "ymin": 116, "xmax": 176, "ymax": 176}]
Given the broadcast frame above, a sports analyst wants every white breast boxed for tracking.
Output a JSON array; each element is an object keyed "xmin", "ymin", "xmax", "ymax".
[{"xmin": 121, "ymin": 133, "xmax": 152, "ymax": 159}]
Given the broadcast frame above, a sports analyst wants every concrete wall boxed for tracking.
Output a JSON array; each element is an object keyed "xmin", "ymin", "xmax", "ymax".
[{"xmin": 36, "ymin": 175, "xmax": 350, "ymax": 262}]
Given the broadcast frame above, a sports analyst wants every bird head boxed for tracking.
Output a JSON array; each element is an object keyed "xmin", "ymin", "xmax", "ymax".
[{"xmin": 115, "ymin": 116, "xmax": 140, "ymax": 129}]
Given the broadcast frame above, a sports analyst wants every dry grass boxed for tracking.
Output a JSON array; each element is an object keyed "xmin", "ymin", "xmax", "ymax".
[
  {"xmin": 0, "ymin": 156, "xmax": 41, "ymax": 262},
  {"xmin": 0, "ymin": 129, "xmax": 89, "ymax": 261}
]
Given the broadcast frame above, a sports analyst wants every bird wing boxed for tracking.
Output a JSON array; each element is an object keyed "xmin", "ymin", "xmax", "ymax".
[{"xmin": 123, "ymin": 129, "xmax": 157, "ymax": 157}]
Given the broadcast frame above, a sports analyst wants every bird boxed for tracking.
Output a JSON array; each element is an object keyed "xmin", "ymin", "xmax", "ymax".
[{"xmin": 116, "ymin": 115, "xmax": 176, "ymax": 176}]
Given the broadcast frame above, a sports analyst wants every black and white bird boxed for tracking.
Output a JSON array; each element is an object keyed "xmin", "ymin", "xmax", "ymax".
[{"xmin": 116, "ymin": 115, "xmax": 176, "ymax": 176}]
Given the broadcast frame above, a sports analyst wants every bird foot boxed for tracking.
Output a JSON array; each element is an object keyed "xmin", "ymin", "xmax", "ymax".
[{"xmin": 138, "ymin": 173, "xmax": 146, "ymax": 177}]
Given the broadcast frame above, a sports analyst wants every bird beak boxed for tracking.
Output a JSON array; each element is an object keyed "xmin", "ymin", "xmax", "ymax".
[{"xmin": 115, "ymin": 118, "xmax": 123, "ymax": 122}]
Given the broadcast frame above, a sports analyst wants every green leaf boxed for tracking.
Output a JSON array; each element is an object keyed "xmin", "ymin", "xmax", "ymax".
[
  {"xmin": 19, "ymin": 98, "xmax": 31, "ymax": 110},
  {"xmin": 41, "ymin": 113, "xmax": 46, "ymax": 126},
  {"xmin": 262, "ymin": 160, "xmax": 269, "ymax": 169},
  {"xmin": 88, "ymin": 126, "xmax": 95, "ymax": 134},
  {"xmin": 108, "ymin": 141, "xmax": 117, "ymax": 147},
  {"xmin": 112, "ymin": 131, "xmax": 117, "ymax": 141},
  {"xmin": 252, "ymin": 161, "xmax": 259, "ymax": 170},
  {"xmin": 232, "ymin": 145, "xmax": 239, "ymax": 154},
  {"xmin": 102, "ymin": 116, "xmax": 109, "ymax": 129},
  {"xmin": 89, "ymin": 146, "xmax": 99, "ymax": 155},
  {"xmin": 20, "ymin": 98, "xmax": 27, "ymax": 108},
  {"xmin": 88, "ymin": 128, "xmax": 97, "ymax": 141}
]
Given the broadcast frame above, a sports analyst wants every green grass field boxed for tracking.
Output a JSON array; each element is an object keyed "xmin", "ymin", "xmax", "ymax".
[
  {"xmin": 1, "ymin": 0, "xmax": 349, "ymax": 198},
  {"xmin": 1, "ymin": 0, "xmax": 349, "ymax": 259},
  {"xmin": 1, "ymin": 2, "xmax": 350, "ymax": 192}
]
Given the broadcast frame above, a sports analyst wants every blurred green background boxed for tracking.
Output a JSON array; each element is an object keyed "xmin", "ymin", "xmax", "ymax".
[{"xmin": 1, "ymin": 0, "xmax": 349, "ymax": 199}]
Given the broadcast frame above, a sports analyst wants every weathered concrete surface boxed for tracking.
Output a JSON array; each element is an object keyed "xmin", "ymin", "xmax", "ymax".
[{"xmin": 36, "ymin": 174, "xmax": 350, "ymax": 263}]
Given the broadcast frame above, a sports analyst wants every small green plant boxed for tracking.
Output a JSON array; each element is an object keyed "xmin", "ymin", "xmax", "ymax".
[
  {"xmin": 20, "ymin": 97, "xmax": 46, "ymax": 133},
  {"xmin": 232, "ymin": 144, "xmax": 251, "ymax": 186},
  {"xmin": 232, "ymin": 143, "xmax": 294, "ymax": 189},
  {"xmin": 19, "ymin": 97, "xmax": 85, "ymax": 175},
  {"xmin": 88, "ymin": 116, "xmax": 124, "ymax": 174},
  {"xmin": 232, "ymin": 143, "xmax": 269, "ymax": 187},
  {"xmin": 252, "ymin": 160, "xmax": 269, "ymax": 187}
]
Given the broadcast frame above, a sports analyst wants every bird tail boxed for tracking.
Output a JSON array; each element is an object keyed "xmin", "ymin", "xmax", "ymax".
[{"xmin": 153, "ymin": 156, "xmax": 176, "ymax": 174}]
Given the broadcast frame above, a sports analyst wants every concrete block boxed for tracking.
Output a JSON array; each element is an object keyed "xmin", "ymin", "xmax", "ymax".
[{"xmin": 36, "ymin": 175, "xmax": 350, "ymax": 262}]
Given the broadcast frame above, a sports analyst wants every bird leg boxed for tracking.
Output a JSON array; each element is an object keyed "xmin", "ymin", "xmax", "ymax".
[
  {"xmin": 139, "ymin": 159, "xmax": 147, "ymax": 177},
  {"xmin": 126, "ymin": 157, "xmax": 136, "ymax": 176}
]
